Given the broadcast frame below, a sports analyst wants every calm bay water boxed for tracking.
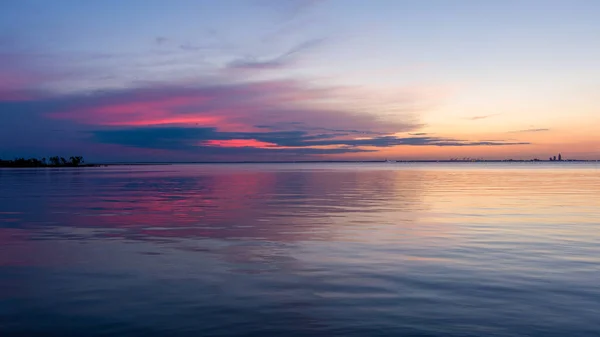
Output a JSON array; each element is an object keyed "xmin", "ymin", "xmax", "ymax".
[{"xmin": 1, "ymin": 163, "xmax": 599, "ymax": 336}]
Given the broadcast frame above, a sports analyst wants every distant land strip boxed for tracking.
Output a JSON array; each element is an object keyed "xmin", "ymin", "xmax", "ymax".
[
  {"xmin": 98, "ymin": 159, "xmax": 599, "ymax": 165},
  {"xmin": 2, "ymin": 157, "xmax": 598, "ymax": 168},
  {"xmin": 0, "ymin": 156, "xmax": 99, "ymax": 168}
]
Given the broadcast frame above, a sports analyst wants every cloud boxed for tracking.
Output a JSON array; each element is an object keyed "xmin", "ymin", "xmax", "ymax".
[
  {"xmin": 0, "ymin": 50, "xmax": 131, "ymax": 98},
  {"xmin": 254, "ymin": 122, "xmax": 386, "ymax": 136},
  {"xmin": 227, "ymin": 56, "xmax": 287, "ymax": 70},
  {"xmin": 1, "ymin": 75, "xmax": 434, "ymax": 159},
  {"xmin": 92, "ymin": 126, "xmax": 371, "ymax": 155},
  {"xmin": 2, "ymin": 63, "xmax": 529, "ymax": 160},
  {"xmin": 255, "ymin": 0, "xmax": 326, "ymax": 21},
  {"xmin": 1, "ymin": 37, "xmax": 514, "ymax": 161},
  {"xmin": 43, "ymin": 78, "xmax": 422, "ymax": 134},
  {"xmin": 466, "ymin": 113, "xmax": 501, "ymax": 121},
  {"xmin": 291, "ymin": 136, "xmax": 529, "ymax": 147},
  {"xmin": 227, "ymin": 38, "xmax": 324, "ymax": 70},
  {"xmin": 155, "ymin": 37, "xmax": 169, "ymax": 45},
  {"xmin": 91, "ymin": 126, "xmax": 529, "ymax": 157},
  {"xmin": 509, "ymin": 128, "xmax": 550, "ymax": 133},
  {"xmin": 179, "ymin": 43, "xmax": 204, "ymax": 51},
  {"xmin": 0, "ymin": 52, "xmax": 59, "ymax": 98}
]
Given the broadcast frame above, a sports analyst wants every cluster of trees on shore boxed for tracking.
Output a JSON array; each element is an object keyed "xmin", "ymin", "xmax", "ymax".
[{"xmin": 0, "ymin": 156, "xmax": 85, "ymax": 168}]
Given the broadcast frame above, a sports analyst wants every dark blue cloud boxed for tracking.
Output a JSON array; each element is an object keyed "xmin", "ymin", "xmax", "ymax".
[
  {"xmin": 92, "ymin": 127, "xmax": 371, "ymax": 155},
  {"xmin": 91, "ymin": 126, "xmax": 530, "ymax": 156}
]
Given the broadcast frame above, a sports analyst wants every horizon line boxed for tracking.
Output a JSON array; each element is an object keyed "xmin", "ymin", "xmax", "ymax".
[{"xmin": 93, "ymin": 159, "xmax": 600, "ymax": 165}]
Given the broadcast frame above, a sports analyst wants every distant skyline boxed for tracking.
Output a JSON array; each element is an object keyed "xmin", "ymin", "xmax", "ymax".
[{"xmin": 1, "ymin": 0, "xmax": 599, "ymax": 162}]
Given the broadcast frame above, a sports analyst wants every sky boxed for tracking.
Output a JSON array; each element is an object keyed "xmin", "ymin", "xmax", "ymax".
[{"xmin": 1, "ymin": 0, "xmax": 599, "ymax": 162}]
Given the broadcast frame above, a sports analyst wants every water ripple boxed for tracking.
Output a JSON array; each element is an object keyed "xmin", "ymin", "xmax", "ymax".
[{"xmin": 1, "ymin": 163, "xmax": 599, "ymax": 336}]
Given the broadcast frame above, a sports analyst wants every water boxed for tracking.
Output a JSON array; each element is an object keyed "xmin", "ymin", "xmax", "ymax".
[{"xmin": 1, "ymin": 163, "xmax": 599, "ymax": 336}]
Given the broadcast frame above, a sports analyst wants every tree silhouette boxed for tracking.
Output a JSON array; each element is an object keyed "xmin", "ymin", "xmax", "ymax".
[
  {"xmin": 49, "ymin": 156, "xmax": 60, "ymax": 166},
  {"xmin": 1, "ymin": 156, "xmax": 88, "ymax": 167},
  {"xmin": 69, "ymin": 156, "xmax": 84, "ymax": 166}
]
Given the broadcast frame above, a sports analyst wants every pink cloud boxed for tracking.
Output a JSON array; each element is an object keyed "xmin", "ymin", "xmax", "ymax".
[
  {"xmin": 0, "ymin": 52, "xmax": 73, "ymax": 102},
  {"xmin": 202, "ymin": 139, "xmax": 279, "ymax": 148},
  {"xmin": 46, "ymin": 79, "xmax": 423, "ymax": 135},
  {"xmin": 0, "ymin": 71, "xmax": 50, "ymax": 101}
]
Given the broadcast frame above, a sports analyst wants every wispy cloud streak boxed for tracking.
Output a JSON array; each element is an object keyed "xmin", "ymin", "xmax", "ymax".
[
  {"xmin": 466, "ymin": 113, "xmax": 501, "ymax": 121},
  {"xmin": 227, "ymin": 38, "xmax": 324, "ymax": 70},
  {"xmin": 509, "ymin": 128, "xmax": 550, "ymax": 133}
]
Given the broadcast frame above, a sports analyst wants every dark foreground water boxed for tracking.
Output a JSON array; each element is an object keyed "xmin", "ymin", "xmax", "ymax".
[{"xmin": 1, "ymin": 163, "xmax": 600, "ymax": 336}]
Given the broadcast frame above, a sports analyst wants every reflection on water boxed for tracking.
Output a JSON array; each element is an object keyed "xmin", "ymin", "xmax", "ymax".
[{"xmin": 1, "ymin": 163, "xmax": 600, "ymax": 336}]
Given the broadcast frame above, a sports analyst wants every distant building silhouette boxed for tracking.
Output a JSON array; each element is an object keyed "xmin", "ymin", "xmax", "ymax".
[
  {"xmin": 558, "ymin": 153, "xmax": 562, "ymax": 161},
  {"xmin": 553, "ymin": 156, "xmax": 557, "ymax": 161}
]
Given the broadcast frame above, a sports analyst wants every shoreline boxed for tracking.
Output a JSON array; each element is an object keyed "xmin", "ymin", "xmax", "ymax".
[{"xmin": 0, "ymin": 164, "xmax": 105, "ymax": 169}]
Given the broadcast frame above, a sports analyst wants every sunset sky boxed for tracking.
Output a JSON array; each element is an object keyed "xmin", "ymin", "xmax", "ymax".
[{"xmin": 1, "ymin": 0, "xmax": 599, "ymax": 162}]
